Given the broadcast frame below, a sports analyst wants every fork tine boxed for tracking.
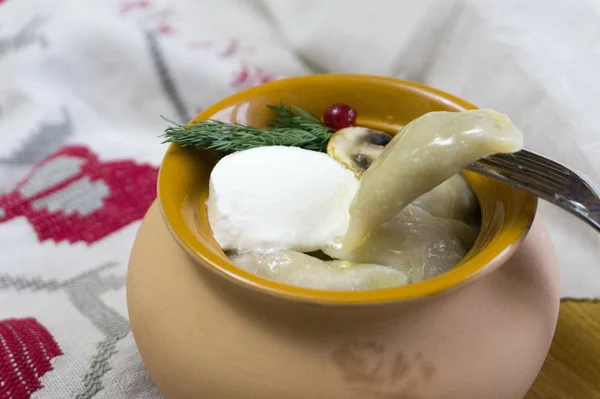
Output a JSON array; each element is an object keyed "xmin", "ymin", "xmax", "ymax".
[
  {"xmin": 476, "ymin": 153, "xmax": 569, "ymax": 194},
  {"xmin": 485, "ymin": 151, "xmax": 570, "ymax": 185},
  {"xmin": 467, "ymin": 150, "xmax": 600, "ymax": 233},
  {"xmin": 466, "ymin": 160, "xmax": 561, "ymax": 201},
  {"xmin": 478, "ymin": 158, "xmax": 565, "ymax": 190},
  {"xmin": 518, "ymin": 150, "xmax": 573, "ymax": 176}
]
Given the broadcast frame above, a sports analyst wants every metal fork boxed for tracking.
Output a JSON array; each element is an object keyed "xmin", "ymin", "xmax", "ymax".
[{"xmin": 466, "ymin": 150, "xmax": 600, "ymax": 232}]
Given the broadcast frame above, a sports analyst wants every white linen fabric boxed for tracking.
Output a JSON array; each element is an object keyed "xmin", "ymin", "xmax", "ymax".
[{"xmin": 0, "ymin": 0, "xmax": 598, "ymax": 397}]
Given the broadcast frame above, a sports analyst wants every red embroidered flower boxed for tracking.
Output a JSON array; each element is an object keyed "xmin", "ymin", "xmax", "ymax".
[
  {"xmin": 0, "ymin": 318, "xmax": 62, "ymax": 399},
  {"xmin": 0, "ymin": 145, "xmax": 158, "ymax": 244}
]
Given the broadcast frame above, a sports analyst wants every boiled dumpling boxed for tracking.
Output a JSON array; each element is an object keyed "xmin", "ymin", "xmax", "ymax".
[
  {"xmin": 411, "ymin": 174, "xmax": 480, "ymax": 226},
  {"xmin": 229, "ymin": 250, "xmax": 408, "ymax": 290},
  {"xmin": 344, "ymin": 109, "xmax": 523, "ymax": 250},
  {"xmin": 325, "ymin": 205, "xmax": 477, "ymax": 282}
]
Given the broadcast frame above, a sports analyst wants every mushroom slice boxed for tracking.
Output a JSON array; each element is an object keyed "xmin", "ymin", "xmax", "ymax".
[{"xmin": 327, "ymin": 127, "xmax": 393, "ymax": 177}]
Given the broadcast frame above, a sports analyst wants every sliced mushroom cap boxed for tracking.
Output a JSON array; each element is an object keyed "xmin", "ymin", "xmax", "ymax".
[{"xmin": 327, "ymin": 127, "xmax": 394, "ymax": 177}]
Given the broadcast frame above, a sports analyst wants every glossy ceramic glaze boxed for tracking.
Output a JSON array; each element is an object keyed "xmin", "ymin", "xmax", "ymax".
[{"xmin": 128, "ymin": 75, "xmax": 560, "ymax": 399}]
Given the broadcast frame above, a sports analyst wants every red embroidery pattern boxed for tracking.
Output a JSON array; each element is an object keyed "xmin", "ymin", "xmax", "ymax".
[
  {"xmin": 189, "ymin": 39, "xmax": 256, "ymax": 57},
  {"xmin": 231, "ymin": 64, "xmax": 277, "ymax": 88},
  {"xmin": 0, "ymin": 145, "xmax": 158, "ymax": 244},
  {"xmin": 154, "ymin": 8, "xmax": 175, "ymax": 36},
  {"xmin": 0, "ymin": 318, "xmax": 62, "ymax": 399},
  {"xmin": 120, "ymin": 0, "xmax": 150, "ymax": 14},
  {"xmin": 156, "ymin": 24, "xmax": 174, "ymax": 35},
  {"xmin": 120, "ymin": 1, "xmax": 175, "ymax": 36},
  {"xmin": 189, "ymin": 38, "xmax": 278, "ymax": 91}
]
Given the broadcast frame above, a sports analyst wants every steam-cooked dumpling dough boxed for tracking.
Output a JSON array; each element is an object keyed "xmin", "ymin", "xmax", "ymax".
[
  {"xmin": 325, "ymin": 204, "xmax": 478, "ymax": 282},
  {"xmin": 411, "ymin": 174, "xmax": 480, "ymax": 225},
  {"xmin": 344, "ymin": 109, "xmax": 523, "ymax": 250},
  {"xmin": 230, "ymin": 250, "xmax": 408, "ymax": 290}
]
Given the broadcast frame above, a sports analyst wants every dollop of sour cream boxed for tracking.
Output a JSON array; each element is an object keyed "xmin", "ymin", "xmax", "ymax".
[{"xmin": 206, "ymin": 146, "xmax": 359, "ymax": 252}]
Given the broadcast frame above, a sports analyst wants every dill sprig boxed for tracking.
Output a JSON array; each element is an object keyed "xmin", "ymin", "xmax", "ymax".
[{"xmin": 160, "ymin": 102, "xmax": 333, "ymax": 153}]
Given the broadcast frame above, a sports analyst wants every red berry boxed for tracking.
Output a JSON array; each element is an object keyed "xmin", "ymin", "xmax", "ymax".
[{"xmin": 323, "ymin": 103, "xmax": 357, "ymax": 130}]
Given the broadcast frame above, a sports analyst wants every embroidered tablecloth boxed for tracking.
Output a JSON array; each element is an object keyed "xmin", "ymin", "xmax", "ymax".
[{"xmin": 0, "ymin": 0, "xmax": 598, "ymax": 398}]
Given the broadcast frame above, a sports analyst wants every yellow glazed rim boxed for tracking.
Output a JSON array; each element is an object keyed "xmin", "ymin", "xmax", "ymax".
[{"xmin": 157, "ymin": 74, "xmax": 538, "ymax": 304}]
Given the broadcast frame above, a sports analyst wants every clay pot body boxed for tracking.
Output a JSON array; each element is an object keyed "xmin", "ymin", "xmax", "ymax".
[
  {"xmin": 128, "ymin": 75, "xmax": 560, "ymax": 399},
  {"xmin": 127, "ymin": 203, "xmax": 559, "ymax": 399}
]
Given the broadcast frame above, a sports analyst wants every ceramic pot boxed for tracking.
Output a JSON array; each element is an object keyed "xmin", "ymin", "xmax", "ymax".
[{"xmin": 127, "ymin": 75, "xmax": 560, "ymax": 399}]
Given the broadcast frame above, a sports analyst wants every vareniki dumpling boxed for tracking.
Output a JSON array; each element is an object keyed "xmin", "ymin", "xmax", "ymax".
[
  {"xmin": 343, "ymin": 109, "xmax": 523, "ymax": 250},
  {"xmin": 411, "ymin": 174, "xmax": 480, "ymax": 226},
  {"xmin": 324, "ymin": 205, "xmax": 477, "ymax": 282},
  {"xmin": 230, "ymin": 250, "xmax": 408, "ymax": 291}
]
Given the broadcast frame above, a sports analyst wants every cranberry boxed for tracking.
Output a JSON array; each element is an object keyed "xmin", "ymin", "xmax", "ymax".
[{"xmin": 323, "ymin": 103, "xmax": 357, "ymax": 130}]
